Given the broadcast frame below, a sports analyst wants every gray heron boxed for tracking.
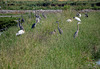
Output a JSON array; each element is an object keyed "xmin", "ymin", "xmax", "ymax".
[
  {"xmin": 56, "ymin": 21, "xmax": 63, "ymax": 34},
  {"xmin": 42, "ymin": 12, "xmax": 47, "ymax": 19},
  {"xmin": 18, "ymin": 18, "xmax": 24, "ymax": 30},
  {"xmin": 74, "ymin": 22, "xmax": 81, "ymax": 38}
]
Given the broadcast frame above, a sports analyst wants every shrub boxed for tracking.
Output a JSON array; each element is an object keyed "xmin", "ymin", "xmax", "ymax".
[{"xmin": 63, "ymin": 5, "xmax": 70, "ymax": 10}]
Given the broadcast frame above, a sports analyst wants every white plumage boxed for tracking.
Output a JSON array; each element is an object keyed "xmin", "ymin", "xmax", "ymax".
[
  {"xmin": 74, "ymin": 17, "xmax": 81, "ymax": 22},
  {"xmin": 16, "ymin": 30, "xmax": 25, "ymax": 36},
  {"xmin": 77, "ymin": 22, "xmax": 81, "ymax": 24},
  {"xmin": 78, "ymin": 14, "xmax": 81, "ymax": 17},
  {"xmin": 67, "ymin": 19, "xmax": 72, "ymax": 22},
  {"xmin": 36, "ymin": 18, "xmax": 40, "ymax": 23}
]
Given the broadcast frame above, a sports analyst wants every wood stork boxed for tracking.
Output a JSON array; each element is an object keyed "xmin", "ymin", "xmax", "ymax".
[
  {"xmin": 36, "ymin": 17, "xmax": 40, "ymax": 23},
  {"xmin": 32, "ymin": 23, "xmax": 37, "ymax": 28},
  {"xmin": 73, "ymin": 17, "xmax": 81, "ymax": 22},
  {"xmin": 16, "ymin": 30, "xmax": 25, "ymax": 36},
  {"xmin": 66, "ymin": 19, "xmax": 72, "ymax": 22},
  {"xmin": 85, "ymin": 14, "xmax": 88, "ymax": 17},
  {"xmin": 49, "ymin": 29, "xmax": 56, "ymax": 35},
  {"xmin": 76, "ymin": 12, "xmax": 81, "ymax": 17},
  {"xmin": 35, "ymin": 15, "xmax": 41, "ymax": 23}
]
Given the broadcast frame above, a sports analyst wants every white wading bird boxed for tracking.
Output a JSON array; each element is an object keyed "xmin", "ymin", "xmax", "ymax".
[
  {"xmin": 73, "ymin": 17, "xmax": 81, "ymax": 22},
  {"xmin": 66, "ymin": 18, "xmax": 72, "ymax": 22},
  {"xmin": 76, "ymin": 12, "xmax": 81, "ymax": 17},
  {"xmin": 16, "ymin": 30, "xmax": 25, "ymax": 36}
]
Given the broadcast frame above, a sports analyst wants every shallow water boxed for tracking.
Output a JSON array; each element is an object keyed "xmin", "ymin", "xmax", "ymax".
[{"xmin": 96, "ymin": 60, "xmax": 100, "ymax": 65}]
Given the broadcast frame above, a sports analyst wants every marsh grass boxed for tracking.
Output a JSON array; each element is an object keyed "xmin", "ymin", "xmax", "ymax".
[{"xmin": 0, "ymin": 10, "xmax": 100, "ymax": 69}]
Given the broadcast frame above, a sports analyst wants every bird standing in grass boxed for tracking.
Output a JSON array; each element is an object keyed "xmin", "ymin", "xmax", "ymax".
[
  {"xmin": 66, "ymin": 18, "xmax": 72, "ymax": 22},
  {"xmin": 76, "ymin": 12, "xmax": 81, "ymax": 18},
  {"xmin": 56, "ymin": 21, "xmax": 63, "ymax": 34},
  {"xmin": 32, "ymin": 23, "xmax": 37, "ymax": 28},
  {"xmin": 35, "ymin": 15, "xmax": 41, "ymax": 23},
  {"xmin": 74, "ymin": 22, "xmax": 81, "ymax": 38},
  {"xmin": 85, "ymin": 13, "xmax": 88, "ymax": 17},
  {"xmin": 42, "ymin": 12, "xmax": 47, "ymax": 19},
  {"xmin": 16, "ymin": 29, "xmax": 25, "ymax": 36},
  {"xmin": 18, "ymin": 18, "xmax": 24, "ymax": 30},
  {"xmin": 16, "ymin": 18, "xmax": 25, "ymax": 36},
  {"xmin": 73, "ymin": 17, "xmax": 81, "ymax": 22}
]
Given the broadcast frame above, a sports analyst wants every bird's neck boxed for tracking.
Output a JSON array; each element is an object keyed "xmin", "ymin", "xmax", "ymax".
[{"xmin": 77, "ymin": 24, "xmax": 79, "ymax": 32}]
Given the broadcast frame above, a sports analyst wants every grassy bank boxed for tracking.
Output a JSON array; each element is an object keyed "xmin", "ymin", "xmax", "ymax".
[
  {"xmin": 0, "ymin": 1, "xmax": 100, "ymax": 10},
  {"xmin": 0, "ymin": 10, "xmax": 100, "ymax": 69}
]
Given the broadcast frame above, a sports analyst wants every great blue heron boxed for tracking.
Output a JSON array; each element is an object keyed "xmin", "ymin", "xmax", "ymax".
[
  {"xmin": 42, "ymin": 12, "xmax": 47, "ymax": 18},
  {"xmin": 18, "ymin": 18, "xmax": 24, "ymax": 30},
  {"xmin": 74, "ymin": 22, "xmax": 81, "ymax": 38},
  {"xmin": 16, "ymin": 18, "xmax": 25, "ymax": 36},
  {"xmin": 21, "ymin": 15, "xmax": 25, "ymax": 23},
  {"xmin": 57, "ymin": 22, "xmax": 63, "ymax": 34},
  {"xmin": 73, "ymin": 17, "xmax": 81, "ymax": 22}
]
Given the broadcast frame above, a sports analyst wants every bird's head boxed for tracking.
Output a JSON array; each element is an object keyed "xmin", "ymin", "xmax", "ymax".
[
  {"xmin": 56, "ymin": 21, "xmax": 59, "ymax": 23},
  {"xmin": 73, "ymin": 17, "xmax": 75, "ymax": 19},
  {"xmin": 77, "ymin": 22, "xmax": 81, "ymax": 25}
]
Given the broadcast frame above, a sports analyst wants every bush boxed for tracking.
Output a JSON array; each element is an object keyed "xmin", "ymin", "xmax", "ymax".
[{"xmin": 63, "ymin": 5, "xmax": 70, "ymax": 10}]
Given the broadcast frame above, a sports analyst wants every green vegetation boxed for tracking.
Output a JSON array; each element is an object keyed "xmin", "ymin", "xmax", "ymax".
[
  {"xmin": 0, "ymin": 1, "xmax": 100, "ymax": 10},
  {"xmin": 0, "ymin": 10, "xmax": 100, "ymax": 69},
  {"xmin": 0, "ymin": 17, "xmax": 17, "ymax": 30}
]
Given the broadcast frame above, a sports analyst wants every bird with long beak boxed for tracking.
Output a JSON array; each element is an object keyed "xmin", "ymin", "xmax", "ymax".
[
  {"xmin": 76, "ymin": 12, "xmax": 81, "ymax": 18},
  {"xmin": 74, "ymin": 22, "xmax": 81, "ymax": 38},
  {"xmin": 16, "ymin": 29, "xmax": 25, "ymax": 36},
  {"xmin": 73, "ymin": 17, "xmax": 81, "ymax": 22},
  {"xmin": 66, "ymin": 18, "xmax": 72, "ymax": 22},
  {"xmin": 16, "ymin": 18, "xmax": 25, "ymax": 36}
]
